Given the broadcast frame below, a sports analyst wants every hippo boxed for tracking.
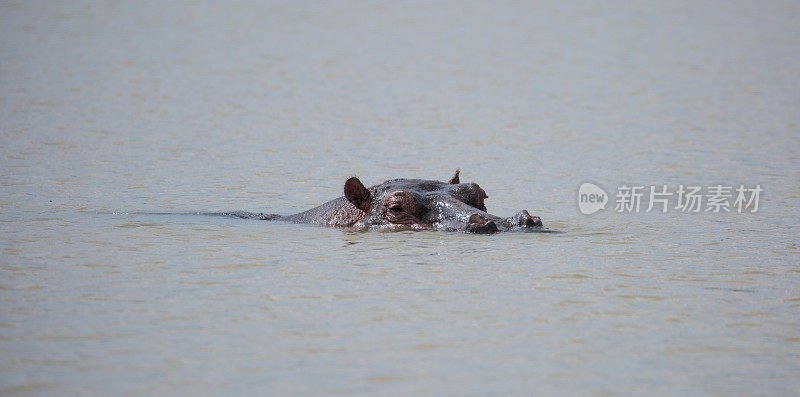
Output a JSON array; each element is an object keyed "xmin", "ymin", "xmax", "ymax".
[{"xmin": 273, "ymin": 170, "xmax": 545, "ymax": 234}]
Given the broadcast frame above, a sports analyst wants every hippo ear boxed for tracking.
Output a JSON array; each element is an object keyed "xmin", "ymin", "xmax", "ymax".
[
  {"xmin": 448, "ymin": 169, "xmax": 460, "ymax": 184},
  {"xmin": 344, "ymin": 177, "xmax": 371, "ymax": 212}
]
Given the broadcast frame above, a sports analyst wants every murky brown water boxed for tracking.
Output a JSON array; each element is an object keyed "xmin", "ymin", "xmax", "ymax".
[{"xmin": 2, "ymin": 1, "xmax": 799, "ymax": 394}]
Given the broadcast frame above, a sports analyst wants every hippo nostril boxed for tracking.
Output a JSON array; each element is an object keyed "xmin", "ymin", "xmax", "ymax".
[
  {"xmin": 466, "ymin": 219, "xmax": 498, "ymax": 234},
  {"xmin": 469, "ymin": 214, "xmax": 488, "ymax": 225},
  {"xmin": 466, "ymin": 214, "xmax": 498, "ymax": 234},
  {"xmin": 514, "ymin": 210, "xmax": 543, "ymax": 228}
]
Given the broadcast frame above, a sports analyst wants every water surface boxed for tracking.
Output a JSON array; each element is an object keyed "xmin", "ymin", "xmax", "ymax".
[{"xmin": 1, "ymin": 1, "xmax": 799, "ymax": 395}]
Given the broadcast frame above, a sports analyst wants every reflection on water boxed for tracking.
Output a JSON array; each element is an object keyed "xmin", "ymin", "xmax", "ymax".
[{"xmin": 2, "ymin": 0, "xmax": 799, "ymax": 395}]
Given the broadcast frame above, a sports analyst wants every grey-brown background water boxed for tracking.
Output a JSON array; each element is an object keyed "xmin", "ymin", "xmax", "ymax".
[{"xmin": 1, "ymin": 1, "xmax": 799, "ymax": 395}]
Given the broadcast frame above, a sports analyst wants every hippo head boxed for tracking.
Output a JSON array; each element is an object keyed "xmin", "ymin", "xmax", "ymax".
[{"xmin": 344, "ymin": 170, "xmax": 543, "ymax": 233}]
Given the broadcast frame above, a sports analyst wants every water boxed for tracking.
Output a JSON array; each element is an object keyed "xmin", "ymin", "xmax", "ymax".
[{"xmin": 2, "ymin": 1, "xmax": 799, "ymax": 394}]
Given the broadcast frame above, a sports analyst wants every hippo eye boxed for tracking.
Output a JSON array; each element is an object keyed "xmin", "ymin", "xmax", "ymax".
[{"xmin": 389, "ymin": 206, "xmax": 403, "ymax": 212}]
